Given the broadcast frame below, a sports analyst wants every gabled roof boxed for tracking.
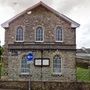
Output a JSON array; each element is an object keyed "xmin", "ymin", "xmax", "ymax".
[{"xmin": 1, "ymin": 1, "xmax": 80, "ymax": 28}]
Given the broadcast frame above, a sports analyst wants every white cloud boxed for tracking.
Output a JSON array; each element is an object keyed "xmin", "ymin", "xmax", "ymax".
[
  {"xmin": 0, "ymin": 0, "xmax": 53, "ymax": 13},
  {"xmin": 67, "ymin": 4, "xmax": 90, "ymax": 48},
  {"xmin": 0, "ymin": 6, "xmax": 15, "ymax": 24},
  {"xmin": 0, "ymin": 6, "xmax": 15, "ymax": 46}
]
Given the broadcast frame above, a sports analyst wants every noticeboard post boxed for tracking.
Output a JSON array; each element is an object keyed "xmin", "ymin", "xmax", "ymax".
[{"xmin": 26, "ymin": 52, "xmax": 33, "ymax": 90}]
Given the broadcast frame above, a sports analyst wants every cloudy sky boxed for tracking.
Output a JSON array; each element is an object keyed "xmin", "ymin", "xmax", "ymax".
[{"xmin": 0, "ymin": 0, "xmax": 90, "ymax": 48}]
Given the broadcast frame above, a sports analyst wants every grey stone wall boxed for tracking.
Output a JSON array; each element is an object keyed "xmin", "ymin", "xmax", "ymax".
[
  {"xmin": 6, "ymin": 50, "xmax": 76, "ymax": 81},
  {"xmin": 3, "ymin": 5, "xmax": 77, "ymax": 82},
  {"xmin": 6, "ymin": 5, "xmax": 75, "ymax": 45},
  {"xmin": 0, "ymin": 81, "xmax": 90, "ymax": 90}
]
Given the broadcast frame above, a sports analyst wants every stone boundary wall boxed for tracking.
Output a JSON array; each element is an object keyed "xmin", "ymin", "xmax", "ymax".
[
  {"xmin": 0, "ymin": 81, "xmax": 90, "ymax": 90},
  {"xmin": 0, "ymin": 81, "xmax": 28, "ymax": 90}
]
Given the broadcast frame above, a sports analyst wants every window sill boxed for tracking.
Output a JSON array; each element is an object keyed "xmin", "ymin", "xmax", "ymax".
[
  {"xmin": 15, "ymin": 41, "xmax": 24, "ymax": 42},
  {"xmin": 55, "ymin": 41, "xmax": 63, "ymax": 42},
  {"xmin": 35, "ymin": 41, "xmax": 44, "ymax": 42},
  {"xmin": 20, "ymin": 73, "xmax": 29, "ymax": 75},
  {"xmin": 51, "ymin": 73, "xmax": 62, "ymax": 76}
]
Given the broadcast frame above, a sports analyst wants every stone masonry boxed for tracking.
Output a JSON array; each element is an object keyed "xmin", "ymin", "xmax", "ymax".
[
  {"xmin": 7, "ymin": 50, "xmax": 76, "ymax": 81},
  {"xmin": 2, "ymin": 2, "xmax": 79, "ymax": 81}
]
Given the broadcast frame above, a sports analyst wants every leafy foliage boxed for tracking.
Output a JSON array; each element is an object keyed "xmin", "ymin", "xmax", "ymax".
[
  {"xmin": 0, "ymin": 46, "xmax": 3, "ymax": 56},
  {"xmin": 0, "ymin": 46, "xmax": 3, "ymax": 77}
]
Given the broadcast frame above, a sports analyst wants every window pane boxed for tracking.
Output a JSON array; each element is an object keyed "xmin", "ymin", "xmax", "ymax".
[
  {"xmin": 16, "ymin": 26, "xmax": 23, "ymax": 41},
  {"xmin": 21, "ymin": 55, "xmax": 29, "ymax": 74},
  {"xmin": 36, "ymin": 27, "xmax": 43, "ymax": 41},
  {"xmin": 56, "ymin": 27, "xmax": 62, "ymax": 41},
  {"xmin": 53, "ymin": 55, "xmax": 61, "ymax": 73}
]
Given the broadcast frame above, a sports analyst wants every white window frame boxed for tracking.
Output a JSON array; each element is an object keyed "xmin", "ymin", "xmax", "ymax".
[
  {"xmin": 55, "ymin": 26, "xmax": 63, "ymax": 42},
  {"xmin": 35, "ymin": 25, "xmax": 44, "ymax": 42},
  {"xmin": 15, "ymin": 25, "xmax": 25, "ymax": 42},
  {"xmin": 53, "ymin": 55, "xmax": 62, "ymax": 75},
  {"xmin": 20, "ymin": 55, "xmax": 29, "ymax": 75}
]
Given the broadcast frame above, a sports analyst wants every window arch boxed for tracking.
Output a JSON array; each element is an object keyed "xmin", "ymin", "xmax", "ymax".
[
  {"xmin": 16, "ymin": 26, "xmax": 24, "ymax": 41},
  {"xmin": 53, "ymin": 55, "xmax": 61, "ymax": 74},
  {"xmin": 55, "ymin": 26, "xmax": 63, "ymax": 41},
  {"xmin": 36, "ymin": 26, "xmax": 44, "ymax": 42},
  {"xmin": 21, "ymin": 55, "xmax": 29, "ymax": 74}
]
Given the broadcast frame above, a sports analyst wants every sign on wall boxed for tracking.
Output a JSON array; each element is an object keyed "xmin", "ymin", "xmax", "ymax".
[
  {"xmin": 34, "ymin": 58, "xmax": 50, "ymax": 66},
  {"xmin": 26, "ymin": 52, "xmax": 33, "ymax": 64}
]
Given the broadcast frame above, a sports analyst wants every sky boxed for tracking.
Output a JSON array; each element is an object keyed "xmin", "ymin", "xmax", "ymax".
[{"xmin": 0, "ymin": 0, "xmax": 90, "ymax": 48}]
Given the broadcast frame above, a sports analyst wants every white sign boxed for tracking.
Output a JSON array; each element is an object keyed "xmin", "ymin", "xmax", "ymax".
[
  {"xmin": 35, "ymin": 59, "xmax": 41, "ymax": 65},
  {"xmin": 34, "ymin": 58, "xmax": 49, "ymax": 66},
  {"xmin": 43, "ymin": 59, "xmax": 49, "ymax": 65}
]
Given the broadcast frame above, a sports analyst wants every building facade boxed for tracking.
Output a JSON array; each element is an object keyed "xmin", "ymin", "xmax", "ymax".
[{"xmin": 2, "ymin": 2, "xmax": 79, "ymax": 81}]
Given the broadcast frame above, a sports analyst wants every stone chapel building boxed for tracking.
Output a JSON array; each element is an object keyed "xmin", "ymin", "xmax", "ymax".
[{"xmin": 1, "ymin": 1, "xmax": 80, "ymax": 81}]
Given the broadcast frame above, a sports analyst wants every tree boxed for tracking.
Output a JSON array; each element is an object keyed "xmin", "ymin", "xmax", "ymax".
[
  {"xmin": 0, "ymin": 46, "xmax": 3, "ymax": 79},
  {"xmin": 0, "ymin": 46, "xmax": 3, "ymax": 56}
]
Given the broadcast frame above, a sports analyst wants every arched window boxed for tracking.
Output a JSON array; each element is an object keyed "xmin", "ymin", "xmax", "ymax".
[
  {"xmin": 36, "ymin": 26, "xmax": 44, "ymax": 42},
  {"xmin": 21, "ymin": 55, "xmax": 29, "ymax": 74},
  {"xmin": 16, "ymin": 26, "xmax": 24, "ymax": 41},
  {"xmin": 53, "ymin": 55, "xmax": 61, "ymax": 74},
  {"xmin": 56, "ymin": 26, "xmax": 63, "ymax": 41}
]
